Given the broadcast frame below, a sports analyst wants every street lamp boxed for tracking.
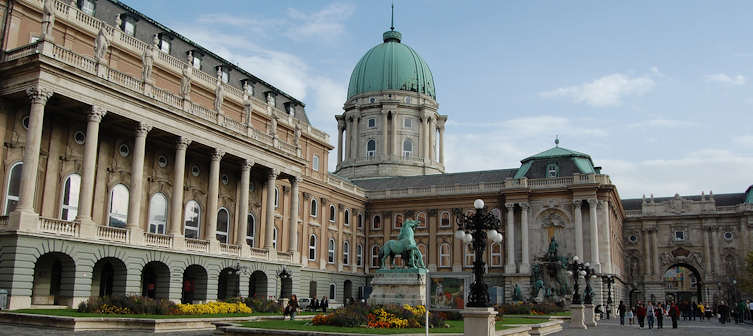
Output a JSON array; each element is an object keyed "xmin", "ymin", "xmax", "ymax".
[
  {"xmin": 278, "ymin": 267, "xmax": 291, "ymax": 299},
  {"xmin": 567, "ymin": 256, "xmax": 587, "ymax": 304},
  {"xmin": 454, "ymin": 199, "xmax": 502, "ymax": 307},
  {"xmin": 582, "ymin": 263, "xmax": 596, "ymax": 304},
  {"xmin": 602, "ymin": 275, "xmax": 615, "ymax": 319}
]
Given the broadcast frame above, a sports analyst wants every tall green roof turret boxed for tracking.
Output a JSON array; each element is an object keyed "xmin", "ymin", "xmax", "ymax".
[{"xmin": 346, "ymin": 9, "xmax": 436, "ymax": 99}]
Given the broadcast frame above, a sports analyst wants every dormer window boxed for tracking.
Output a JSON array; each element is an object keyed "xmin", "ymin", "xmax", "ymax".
[
  {"xmin": 221, "ymin": 69, "xmax": 229, "ymax": 83},
  {"xmin": 266, "ymin": 92, "xmax": 276, "ymax": 106},
  {"xmin": 159, "ymin": 38, "xmax": 171, "ymax": 54},
  {"xmin": 368, "ymin": 118, "xmax": 376, "ymax": 128},
  {"xmin": 546, "ymin": 163, "xmax": 559, "ymax": 178},
  {"xmin": 79, "ymin": 0, "xmax": 96, "ymax": 16},
  {"xmin": 191, "ymin": 55, "xmax": 201, "ymax": 70},
  {"xmin": 286, "ymin": 103, "xmax": 295, "ymax": 115},
  {"xmin": 122, "ymin": 18, "xmax": 136, "ymax": 36}
]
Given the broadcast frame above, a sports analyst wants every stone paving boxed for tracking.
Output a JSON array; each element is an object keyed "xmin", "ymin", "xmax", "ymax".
[
  {"xmin": 554, "ymin": 318, "xmax": 753, "ymax": 336},
  {"xmin": 0, "ymin": 325, "xmax": 216, "ymax": 336}
]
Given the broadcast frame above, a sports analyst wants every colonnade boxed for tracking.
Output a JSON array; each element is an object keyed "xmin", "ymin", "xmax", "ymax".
[{"xmin": 10, "ymin": 85, "xmax": 301, "ymax": 253}]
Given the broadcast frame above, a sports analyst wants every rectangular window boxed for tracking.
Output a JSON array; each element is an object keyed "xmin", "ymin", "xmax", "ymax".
[
  {"xmin": 368, "ymin": 118, "xmax": 376, "ymax": 128},
  {"xmin": 673, "ymin": 231, "xmax": 686, "ymax": 241},
  {"xmin": 221, "ymin": 70, "xmax": 229, "ymax": 84},
  {"xmin": 403, "ymin": 118, "xmax": 412, "ymax": 128},
  {"xmin": 80, "ymin": 0, "xmax": 96, "ymax": 16},
  {"xmin": 124, "ymin": 20, "xmax": 135, "ymax": 36},
  {"xmin": 159, "ymin": 39, "xmax": 171, "ymax": 54},
  {"xmin": 313, "ymin": 155, "xmax": 320, "ymax": 171},
  {"xmin": 192, "ymin": 56, "xmax": 201, "ymax": 70}
]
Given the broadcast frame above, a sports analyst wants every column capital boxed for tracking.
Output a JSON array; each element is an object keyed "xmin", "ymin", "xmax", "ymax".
[
  {"xmin": 135, "ymin": 122, "xmax": 152, "ymax": 137},
  {"xmin": 519, "ymin": 202, "xmax": 530, "ymax": 210},
  {"xmin": 26, "ymin": 86, "xmax": 53, "ymax": 105},
  {"xmin": 289, "ymin": 175, "xmax": 302, "ymax": 184},
  {"xmin": 504, "ymin": 202, "xmax": 516, "ymax": 209},
  {"xmin": 587, "ymin": 198, "xmax": 598, "ymax": 207},
  {"xmin": 302, "ymin": 192, "xmax": 312, "ymax": 200},
  {"xmin": 87, "ymin": 105, "xmax": 107, "ymax": 123},
  {"xmin": 268, "ymin": 168, "xmax": 279, "ymax": 179},
  {"xmin": 573, "ymin": 199, "xmax": 583, "ymax": 208},
  {"xmin": 176, "ymin": 137, "xmax": 192, "ymax": 150},
  {"xmin": 211, "ymin": 149, "xmax": 225, "ymax": 161},
  {"xmin": 241, "ymin": 159, "xmax": 254, "ymax": 171}
]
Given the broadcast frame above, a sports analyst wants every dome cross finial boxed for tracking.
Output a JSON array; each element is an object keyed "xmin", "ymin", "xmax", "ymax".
[
  {"xmin": 390, "ymin": 2, "xmax": 395, "ymax": 31},
  {"xmin": 555, "ymin": 135, "xmax": 560, "ymax": 147}
]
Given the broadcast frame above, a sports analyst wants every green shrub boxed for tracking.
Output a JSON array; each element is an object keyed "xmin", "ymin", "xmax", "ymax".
[
  {"xmin": 243, "ymin": 297, "xmax": 282, "ymax": 313},
  {"xmin": 429, "ymin": 311, "xmax": 448, "ymax": 328},
  {"xmin": 77, "ymin": 295, "xmax": 177, "ymax": 315}
]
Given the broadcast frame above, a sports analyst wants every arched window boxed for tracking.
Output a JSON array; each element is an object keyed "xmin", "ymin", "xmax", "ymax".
[
  {"xmin": 394, "ymin": 214, "xmax": 403, "ymax": 228},
  {"xmin": 367, "ymin": 139, "xmax": 376, "ymax": 158},
  {"xmin": 357, "ymin": 244, "xmax": 363, "ymax": 266},
  {"xmin": 416, "ymin": 212, "xmax": 426, "ymax": 228},
  {"xmin": 440, "ymin": 211, "xmax": 450, "ymax": 227},
  {"xmin": 216, "ymin": 208, "xmax": 230, "ymax": 243},
  {"xmin": 328, "ymin": 238, "xmax": 336, "ymax": 264},
  {"xmin": 372, "ymin": 215, "xmax": 381, "ymax": 230},
  {"xmin": 148, "ymin": 193, "xmax": 168, "ymax": 234},
  {"xmin": 439, "ymin": 243, "xmax": 450, "ymax": 267},
  {"xmin": 4, "ymin": 162, "xmax": 23, "ymax": 215},
  {"xmin": 329, "ymin": 205, "xmax": 336, "ymax": 222},
  {"xmin": 546, "ymin": 163, "xmax": 559, "ymax": 178},
  {"xmin": 371, "ymin": 245, "xmax": 380, "ymax": 268},
  {"xmin": 60, "ymin": 173, "xmax": 81, "ymax": 221},
  {"xmin": 246, "ymin": 213, "xmax": 255, "ymax": 246},
  {"xmin": 274, "ymin": 187, "xmax": 279, "ymax": 208},
  {"xmin": 403, "ymin": 139, "xmax": 413, "ymax": 158},
  {"xmin": 310, "ymin": 198, "xmax": 318, "ymax": 217},
  {"xmin": 490, "ymin": 242, "xmax": 502, "ymax": 267},
  {"xmin": 272, "ymin": 226, "xmax": 278, "ymax": 249},
  {"xmin": 184, "ymin": 200, "xmax": 201, "ymax": 239},
  {"xmin": 329, "ymin": 283, "xmax": 336, "ymax": 300},
  {"xmin": 343, "ymin": 241, "xmax": 350, "ymax": 265},
  {"xmin": 108, "ymin": 184, "xmax": 129, "ymax": 228},
  {"xmin": 418, "ymin": 243, "xmax": 427, "ymax": 266},
  {"xmin": 464, "ymin": 243, "xmax": 475, "ymax": 267},
  {"xmin": 308, "ymin": 234, "xmax": 317, "ymax": 261},
  {"xmin": 344, "ymin": 209, "xmax": 350, "ymax": 226}
]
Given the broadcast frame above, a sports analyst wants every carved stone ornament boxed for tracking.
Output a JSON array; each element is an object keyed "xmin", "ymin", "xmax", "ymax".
[
  {"xmin": 26, "ymin": 87, "xmax": 53, "ymax": 105},
  {"xmin": 88, "ymin": 105, "xmax": 107, "ymax": 123},
  {"xmin": 142, "ymin": 37, "xmax": 156, "ymax": 83},
  {"xmin": 134, "ymin": 122, "xmax": 152, "ymax": 137},
  {"xmin": 94, "ymin": 28, "xmax": 111, "ymax": 62},
  {"xmin": 539, "ymin": 210, "xmax": 566, "ymax": 228}
]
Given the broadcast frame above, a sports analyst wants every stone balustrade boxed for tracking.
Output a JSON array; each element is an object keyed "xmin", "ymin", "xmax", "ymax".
[
  {"xmin": 144, "ymin": 232, "xmax": 173, "ymax": 248},
  {"xmin": 97, "ymin": 225, "xmax": 129, "ymax": 243},
  {"xmin": 39, "ymin": 217, "xmax": 78, "ymax": 236},
  {"xmin": 220, "ymin": 243, "xmax": 241, "ymax": 256},
  {"xmin": 185, "ymin": 238, "xmax": 210, "ymax": 253},
  {"xmin": 0, "ymin": 216, "xmax": 8, "ymax": 226}
]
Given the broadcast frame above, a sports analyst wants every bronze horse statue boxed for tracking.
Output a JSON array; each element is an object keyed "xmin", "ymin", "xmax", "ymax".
[{"xmin": 378, "ymin": 219, "xmax": 425, "ymax": 269}]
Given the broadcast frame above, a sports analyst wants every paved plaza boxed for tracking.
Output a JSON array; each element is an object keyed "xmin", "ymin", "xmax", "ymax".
[{"xmin": 555, "ymin": 319, "xmax": 753, "ymax": 336}]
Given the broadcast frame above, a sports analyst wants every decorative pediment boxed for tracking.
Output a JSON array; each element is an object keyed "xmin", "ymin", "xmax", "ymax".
[{"xmin": 671, "ymin": 247, "xmax": 690, "ymax": 257}]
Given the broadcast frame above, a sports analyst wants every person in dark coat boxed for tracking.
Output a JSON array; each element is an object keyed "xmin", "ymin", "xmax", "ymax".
[
  {"xmin": 670, "ymin": 302, "xmax": 681, "ymax": 328},
  {"xmin": 310, "ymin": 297, "xmax": 318, "ymax": 312},
  {"xmin": 718, "ymin": 301, "xmax": 730, "ymax": 324},
  {"xmin": 655, "ymin": 303, "xmax": 665, "ymax": 329},
  {"xmin": 637, "ymin": 302, "xmax": 647, "ymax": 328},
  {"xmin": 618, "ymin": 301, "xmax": 627, "ymax": 326},
  {"xmin": 320, "ymin": 296, "xmax": 329, "ymax": 313}
]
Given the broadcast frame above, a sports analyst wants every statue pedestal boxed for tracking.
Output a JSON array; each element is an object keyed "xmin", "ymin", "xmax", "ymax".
[
  {"xmin": 569, "ymin": 304, "xmax": 588, "ymax": 329},
  {"xmin": 462, "ymin": 307, "xmax": 498, "ymax": 336},
  {"xmin": 584, "ymin": 304, "xmax": 598, "ymax": 327},
  {"xmin": 367, "ymin": 269, "xmax": 427, "ymax": 306}
]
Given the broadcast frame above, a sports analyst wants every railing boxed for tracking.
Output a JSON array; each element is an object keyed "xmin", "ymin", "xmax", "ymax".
[
  {"xmin": 97, "ymin": 225, "xmax": 129, "ymax": 243},
  {"xmin": 40, "ymin": 217, "xmax": 78, "ymax": 236},
  {"xmin": 108, "ymin": 68, "xmax": 144, "ymax": 92},
  {"xmin": 715, "ymin": 205, "xmax": 738, "ymax": 212},
  {"xmin": 188, "ymin": 102, "xmax": 217, "ymax": 122},
  {"xmin": 277, "ymin": 137, "xmax": 298, "ymax": 153},
  {"xmin": 225, "ymin": 117, "xmax": 246, "ymax": 134},
  {"xmin": 185, "ymin": 238, "xmax": 210, "ymax": 252},
  {"xmin": 50, "ymin": 43, "xmax": 97, "ymax": 74},
  {"xmin": 250, "ymin": 247, "xmax": 268, "ymax": 258},
  {"xmin": 153, "ymin": 87, "xmax": 182, "ymax": 108},
  {"xmin": 528, "ymin": 176, "xmax": 574, "ymax": 187},
  {"xmin": 625, "ymin": 210, "xmax": 643, "ymax": 217},
  {"xmin": 144, "ymin": 232, "xmax": 172, "ymax": 248},
  {"xmin": 0, "ymin": 216, "xmax": 9, "ymax": 226},
  {"xmin": 220, "ymin": 243, "xmax": 241, "ymax": 256},
  {"xmin": 277, "ymin": 251, "xmax": 294, "ymax": 263},
  {"xmin": 2, "ymin": 42, "xmax": 40, "ymax": 62}
]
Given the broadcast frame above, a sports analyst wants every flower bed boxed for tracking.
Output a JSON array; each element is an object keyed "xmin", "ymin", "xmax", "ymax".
[
  {"xmin": 311, "ymin": 303, "xmax": 447, "ymax": 329},
  {"xmin": 77, "ymin": 296, "xmax": 252, "ymax": 316},
  {"xmin": 175, "ymin": 301, "xmax": 251, "ymax": 315}
]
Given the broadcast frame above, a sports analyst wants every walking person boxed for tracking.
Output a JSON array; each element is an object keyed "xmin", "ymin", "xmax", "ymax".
[
  {"xmin": 670, "ymin": 301, "xmax": 681, "ymax": 328},
  {"xmin": 646, "ymin": 302, "xmax": 656, "ymax": 329},
  {"xmin": 656, "ymin": 303, "xmax": 665, "ymax": 329},
  {"xmin": 637, "ymin": 302, "xmax": 646, "ymax": 328},
  {"xmin": 285, "ymin": 295, "xmax": 299, "ymax": 320},
  {"xmin": 320, "ymin": 296, "xmax": 329, "ymax": 313},
  {"xmin": 718, "ymin": 301, "xmax": 729, "ymax": 324},
  {"xmin": 618, "ymin": 301, "xmax": 627, "ymax": 326},
  {"xmin": 627, "ymin": 307, "xmax": 635, "ymax": 325},
  {"xmin": 698, "ymin": 302, "xmax": 705, "ymax": 321}
]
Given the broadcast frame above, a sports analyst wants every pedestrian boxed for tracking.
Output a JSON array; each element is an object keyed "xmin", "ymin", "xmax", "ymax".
[
  {"xmin": 736, "ymin": 300, "xmax": 745, "ymax": 324},
  {"xmin": 627, "ymin": 308, "xmax": 634, "ymax": 325},
  {"xmin": 718, "ymin": 301, "xmax": 729, "ymax": 324},
  {"xmin": 320, "ymin": 295, "xmax": 329, "ymax": 313},
  {"xmin": 618, "ymin": 300, "xmax": 627, "ymax": 326},
  {"xmin": 285, "ymin": 295, "xmax": 299, "ymax": 320},
  {"xmin": 656, "ymin": 303, "xmax": 664, "ymax": 329},
  {"xmin": 637, "ymin": 302, "xmax": 646, "ymax": 328},
  {"xmin": 310, "ymin": 297, "xmax": 318, "ymax": 312},
  {"xmin": 698, "ymin": 302, "xmax": 705, "ymax": 321},
  {"xmin": 646, "ymin": 302, "xmax": 656, "ymax": 329},
  {"xmin": 748, "ymin": 300, "xmax": 753, "ymax": 321},
  {"xmin": 670, "ymin": 301, "xmax": 680, "ymax": 328}
]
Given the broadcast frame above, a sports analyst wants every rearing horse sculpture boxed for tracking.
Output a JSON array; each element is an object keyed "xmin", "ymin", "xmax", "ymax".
[{"xmin": 379, "ymin": 219, "xmax": 425, "ymax": 269}]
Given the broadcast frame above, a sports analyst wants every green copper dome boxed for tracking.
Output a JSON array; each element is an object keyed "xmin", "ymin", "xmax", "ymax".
[{"xmin": 347, "ymin": 29, "xmax": 436, "ymax": 99}]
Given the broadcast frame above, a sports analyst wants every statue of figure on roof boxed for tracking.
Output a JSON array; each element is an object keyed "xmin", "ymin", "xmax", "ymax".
[
  {"xmin": 94, "ymin": 28, "xmax": 110, "ymax": 63},
  {"xmin": 41, "ymin": 0, "xmax": 56, "ymax": 41},
  {"xmin": 142, "ymin": 36, "xmax": 156, "ymax": 83},
  {"xmin": 214, "ymin": 69, "xmax": 224, "ymax": 113},
  {"xmin": 180, "ymin": 63, "xmax": 191, "ymax": 98}
]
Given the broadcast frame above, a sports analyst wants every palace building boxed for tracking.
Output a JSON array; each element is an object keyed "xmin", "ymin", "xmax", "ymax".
[{"xmin": 0, "ymin": 0, "xmax": 749, "ymax": 311}]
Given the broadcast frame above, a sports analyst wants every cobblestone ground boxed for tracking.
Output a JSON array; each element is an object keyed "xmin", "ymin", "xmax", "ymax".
[{"xmin": 555, "ymin": 318, "xmax": 753, "ymax": 336}]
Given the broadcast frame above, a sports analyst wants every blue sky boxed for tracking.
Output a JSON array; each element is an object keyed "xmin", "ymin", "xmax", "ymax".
[{"xmin": 127, "ymin": 0, "xmax": 753, "ymax": 198}]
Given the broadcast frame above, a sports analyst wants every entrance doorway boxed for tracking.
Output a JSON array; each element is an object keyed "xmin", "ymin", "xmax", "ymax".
[
  {"xmin": 32, "ymin": 252, "xmax": 75, "ymax": 306},
  {"xmin": 91, "ymin": 257, "xmax": 127, "ymax": 297},
  {"xmin": 663, "ymin": 264, "xmax": 702, "ymax": 304}
]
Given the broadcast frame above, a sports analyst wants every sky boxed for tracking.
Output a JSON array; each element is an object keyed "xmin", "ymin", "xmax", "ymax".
[{"xmin": 124, "ymin": 0, "xmax": 753, "ymax": 198}]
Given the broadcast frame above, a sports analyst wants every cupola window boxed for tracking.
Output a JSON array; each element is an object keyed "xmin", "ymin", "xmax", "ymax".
[
  {"xmin": 79, "ymin": 0, "xmax": 96, "ymax": 16},
  {"xmin": 403, "ymin": 118, "xmax": 412, "ymax": 129},
  {"xmin": 402, "ymin": 139, "xmax": 413, "ymax": 158},
  {"xmin": 368, "ymin": 118, "xmax": 376, "ymax": 128},
  {"xmin": 367, "ymin": 140, "xmax": 376, "ymax": 159},
  {"xmin": 159, "ymin": 38, "xmax": 171, "ymax": 54},
  {"xmin": 546, "ymin": 163, "xmax": 559, "ymax": 178}
]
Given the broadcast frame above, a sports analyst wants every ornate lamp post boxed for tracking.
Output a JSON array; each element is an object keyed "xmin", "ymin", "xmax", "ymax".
[
  {"xmin": 278, "ymin": 267, "xmax": 291, "ymax": 299},
  {"xmin": 454, "ymin": 199, "xmax": 502, "ymax": 307},
  {"xmin": 582, "ymin": 264, "xmax": 596, "ymax": 304},
  {"xmin": 567, "ymin": 256, "xmax": 587, "ymax": 304},
  {"xmin": 602, "ymin": 275, "xmax": 615, "ymax": 319}
]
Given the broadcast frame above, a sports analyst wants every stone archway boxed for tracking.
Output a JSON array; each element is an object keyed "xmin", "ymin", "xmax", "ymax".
[
  {"xmin": 343, "ymin": 280, "xmax": 353, "ymax": 302},
  {"xmin": 32, "ymin": 252, "xmax": 76, "ymax": 306},
  {"xmin": 663, "ymin": 263, "xmax": 703, "ymax": 304},
  {"xmin": 280, "ymin": 276, "xmax": 293, "ymax": 299},
  {"xmin": 141, "ymin": 261, "xmax": 170, "ymax": 299},
  {"xmin": 534, "ymin": 208, "xmax": 572, "ymax": 257},
  {"xmin": 218, "ymin": 267, "xmax": 240, "ymax": 300},
  {"xmin": 91, "ymin": 257, "xmax": 127, "ymax": 297},
  {"xmin": 182, "ymin": 265, "xmax": 208, "ymax": 304},
  {"xmin": 249, "ymin": 270, "xmax": 268, "ymax": 300}
]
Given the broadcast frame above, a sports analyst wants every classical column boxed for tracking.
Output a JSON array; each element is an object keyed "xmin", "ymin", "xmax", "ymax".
[
  {"xmin": 439, "ymin": 124, "xmax": 445, "ymax": 165},
  {"xmin": 74, "ymin": 104, "xmax": 105, "ymax": 227},
  {"xmin": 423, "ymin": 115, "xmax": 431, "ymax": 161},
  {"xmin": 504, "ymin": 203, "xmax": 516, "ymax": 274},
  {"xmin": 573, "ymin": 200, "xmax": 584, "ymax": 259},
  {"xmin": 519, "ymin": 202, "xmax": 530, "ymax": 274},
  {"xmin": 382, "ymin": 111, "xmax": 389, "ymax": 159},
  {"xmin": 601, "ymin": 200, "xmax": 613, "ymax": 273},
  {"xmin": 127, "ymin": 122, "xmax": 152, "ymax": 243},
  {"xmin": 703, "ymin": 227, "xmax": 712, "ymax": 277},
  {"xmin": 431, "ymin": 118, "xmax": 437, "ymax": 162},
  {"xmin": 352, "ymin": 115, "xmax": 359, "ymax": 159},
  {"xmin": 348, "ymin": 117, "xmax": 355, "ymax": 160},
  {"xmin": 205, "ymin": 149, "xmax": 224, "ymax": 243},
  {"xmin": 169, "ymin": 137, "xmax": 191, "ymax": 236},
  {"xmin": 711, "ymin": 228, "xmax": 721, "ymax": 275},
  {"xmin": 264, "ymin": 168, "xmax": 279, "ymax": 251},
  {"xmin": 236, "ymin": 159, "xmax": 253, "ymax": 246},
  {"xmin": 642, "ymin": 228, "xmax": 651, "ymax": 277},
  {"xmin": 336, "ymin": 122, "xmax": 343, "ymax": 166},
  {"xmin": 392, "ymin": 111, "xmax": 399, "ymax": 156},
  {"xmin": 651, "ymin": 228, "xmax": 660, "ymax": 276},
  {"xmin": 288, "ymin": 176, "xmax": 300, "ymax": 255},
  {"xmin": 587, "ymin": 199, "xmax": 600, "ymax": 272}
]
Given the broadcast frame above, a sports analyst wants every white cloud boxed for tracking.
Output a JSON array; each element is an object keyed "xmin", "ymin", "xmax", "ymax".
[
  {"xmin": 627, "ymin": 119, "xmax": 697, "ymax": 129},
  {"xmin": 733, "ymin": 135, "xmax": 753, "ymax": 147},
  {"xmin": 539, "ymin": 73, "xmax": 655, "ymax": 107},
  {"xmin": 705, "ymin": 73, "xmax": 746, "ymax": 86},
  {"xmin": 285, "ymin": 3, "xmax": 355, "ymax": 41}
]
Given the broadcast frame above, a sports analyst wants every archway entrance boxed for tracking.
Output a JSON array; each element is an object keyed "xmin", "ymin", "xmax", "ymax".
[
  {"xmin": 280, "ymin": 277, "xmax": 292, "ymax": 299},
  {"xmin": 343, "ymin": 280, "xmax": 353, "ymax": 302},
  {"xmin": 182, "ymin": 265, "xmax": 208, "ymax": 304},
  {"xmin": 32, "ymin": 252, "xmax": 75, "ymax": 306},
  {"xmin": 141, "ymin": 261, "xmax": 170, "ymax": 299},
  {"xmin": 91, "ymin": 257, "xmax": 127, "ymax": 297},
  {"xmin": 218, "ymin": 268, "xmax": 240, "ymax": 300},
  {"xmin": 249, "ymin": 270, "xmax": 268, "ymax": 300},
  {"xmin": 663, "ymin": 264, "xmax": 702, "ymax": 304}
]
